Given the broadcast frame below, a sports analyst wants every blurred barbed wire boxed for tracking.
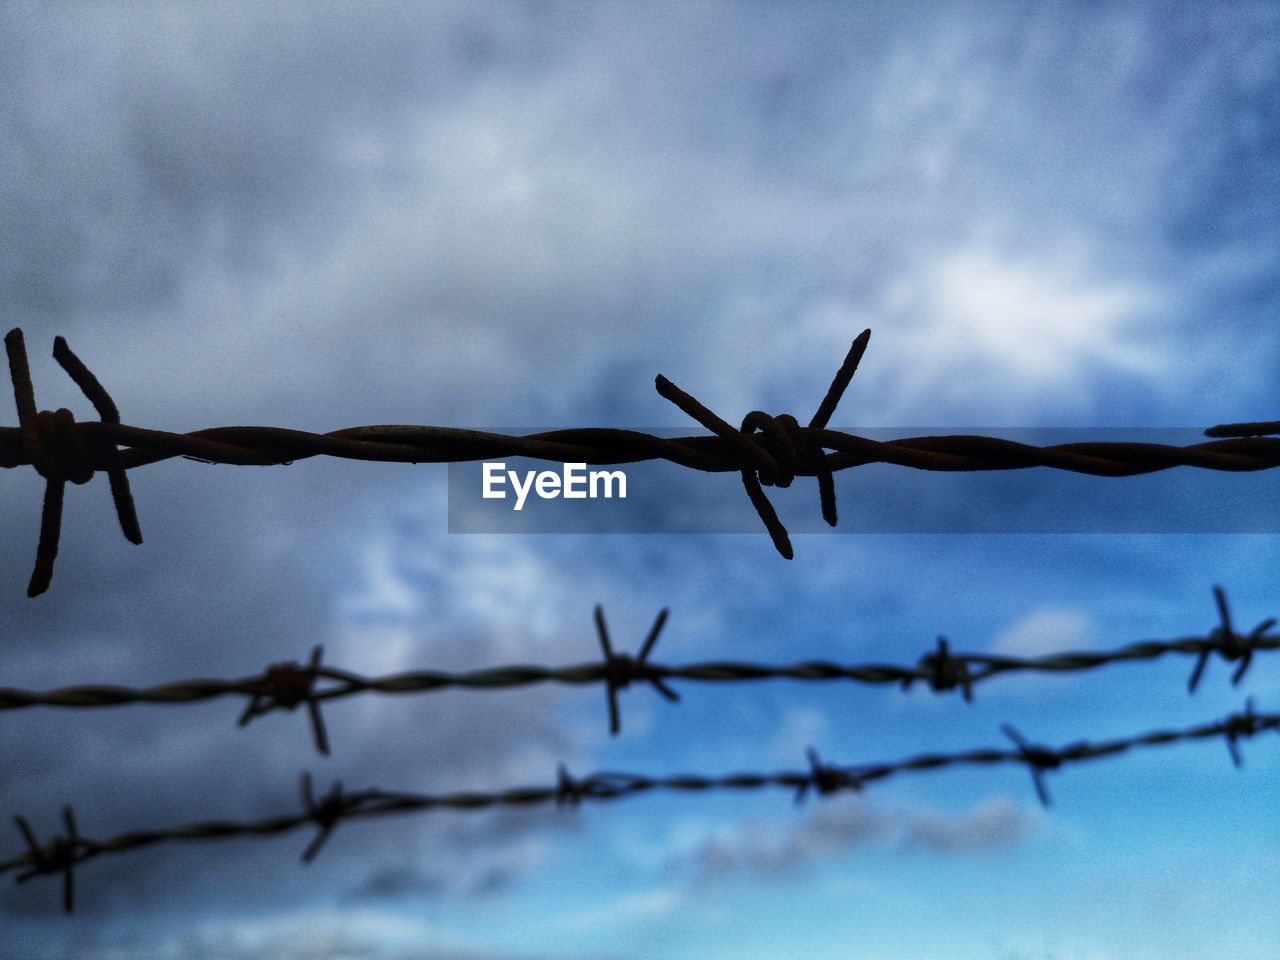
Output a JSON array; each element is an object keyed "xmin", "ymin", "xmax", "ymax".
[
  {"xmin": 5, "ymin": 701, "xmax": 1274, "ymax": 912},
  {"xmin": 0, "ymin": 588, "xmax": 1272, "ymax": 754}
]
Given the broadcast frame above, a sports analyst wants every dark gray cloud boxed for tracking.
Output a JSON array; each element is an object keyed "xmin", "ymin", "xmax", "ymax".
[
  {"xmin": 5, "ymin": 1, "xmax": 1267, "ymax": 432},
  {"xmin": 0, "ymin": 2, "xmax": 562, "ymax": 322},
  {"xmin": 0, "ymin": 477, "xmax": 596, "ymax": 921}
]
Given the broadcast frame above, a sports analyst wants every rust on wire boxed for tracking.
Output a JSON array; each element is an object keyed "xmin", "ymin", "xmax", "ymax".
[
  {"xmin": 654, "ymin": 328, "xmax": 870, "ymax": 557},
  {"xmin": 4, "ymin": 705, "xmax": 1275, "ymax": 912},
  {"xmin": 3, "ymin": 330, "xmax": 141, "ymax": 596},
  {"xmin": 7, "ymin": 328, "xmax": 1280, "ymax": 590}
]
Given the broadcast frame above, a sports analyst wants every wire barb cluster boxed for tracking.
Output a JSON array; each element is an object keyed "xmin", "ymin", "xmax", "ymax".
[
  {"xmin": 12, "ymin": 806, "xmax": 84, "ymax": 914},
  {"xmin": 0, "ymin": 589, "xmax": 1272, "ymax": 753},
  {"xmin": 595, "ymin": 605, "xmax": 678, "ymax": 734},
  {"xmin": 794, "ymin": 747, "xmax": 863, "ymax": 804},
  {"xmin": 299, "ymin": 772, "xmax": 363, "ymax": 862},
  {"xmin": 8, "ymin": 328, "xmax": 1280, "ymax": 591},
  {"xmin": 3, "ymin": 329, "xmax": 141, "ymax": 596},
  {"xmin": 6, "ymin": 332, "xmax": 1278, "ymax": 924},
  {"xmin": 903, "ymin": 635, "xmax": 974, "ymax": 700},
  {"xmin": 653, "ymin": 329, "xmax": 870, "ymax": 557},
  {"xmin": 999, "ymin": 724, "xmax": 1062, "ymax": 807},
  {"xmin": 5, "ymin": 704, "xmax": 1275, "ymax": 912},
  {"xmin": 236, "ymin": 645, "xmax": 331, "ymax": 756},
  {"xmin": 1188, "ymin": 586, "xmax": 1273, "ymax": 692}
]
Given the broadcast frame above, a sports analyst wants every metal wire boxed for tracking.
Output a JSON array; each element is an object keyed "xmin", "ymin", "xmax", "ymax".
[
  {"xmin": 5, "ymin": 332, "xmax": 1276, "ymax": 920},
  {"xmin": 6, "ymin": 327, "xmax": 1280, "ymax": 592},
  {"xmin": 5, "ymin": 702, "xmax": 1274, "ymax": 912},
  {"xmin": 1, "ymin": 588, "xmax": 1271, "ymax": 754}
]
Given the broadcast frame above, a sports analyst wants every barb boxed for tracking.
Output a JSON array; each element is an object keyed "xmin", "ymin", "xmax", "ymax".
[
  {"xmin": 794, "ymin": 747, "xmax": 862, "ymax": 804},
  {"xmin": 298, "ymin": 773, "xmax": 369, "ymax": 862},
  {"xmin": 1187, "ymin": 586, "xmax": 1272, "ymax": 693},
  {"xmin": 902, "ymin": 635, "xmax": 974, "ymax": 701},
  {"xmin": 3, "ymin": 330, "xmax": 141, "ymax": 596},
  {"xmin": 4, "ymin": 705, "xmax": 1274, "ymax": 910},
  {"xmin": 653, "ymin": 330, "xmax": 870, "ymax": 557},
  {"xmin": 12, "ymin": 806, "xmax": 89, "ymax": 913},
  {"xmin": 236, "ymin": 645, "xmax": 330, "ymax": 756},
  {"xmin": 594, "ymin": 605, "xmax": 678, "ymax": 735},
  {"xmin": 1220, "ymin": 697, "xmax": 1275, "ymax": 768},
  {"xmin": 8, "ymin": 329, "xmax": 1280, "ymax": 587},
  {"xmin": 1000, "ymin": 724, "xmax": 1062, "ymax": 807},
  {"xmin": 555, "ymin": 764, "xmax": 586, "ymax": 808},
  {"xmin": 1, "ymin": 589, "xmax": 1273, "ymax": 752}
]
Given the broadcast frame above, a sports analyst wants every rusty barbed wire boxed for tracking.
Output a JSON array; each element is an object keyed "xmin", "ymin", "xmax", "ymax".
[
  {"xmin": 4, "ymin": 702, "xmax": 1275, "ymax": 912},
  {"xmin": 3, "ymin": 330, "xmax": 141, "ymax": 597},
  {"xmin": 1, "ymin": 588, "xmax": 1272, "ymax": 753},
  {"xmin": 7, "ymin": 327, "xmax": 1280, "ymax": 592}
]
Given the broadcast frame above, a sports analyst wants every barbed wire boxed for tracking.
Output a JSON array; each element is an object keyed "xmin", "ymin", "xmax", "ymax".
[
  {"xmin": 4, "ymin": 702, "xmax": 1275, "ymax": 912},
  {"xmin": 1, "ymin": 588, "xmax": 1271, "ymax": 755},
  {"xmin": 6, "ymin": 328, "xmax": 1280, "ymax": 593}
]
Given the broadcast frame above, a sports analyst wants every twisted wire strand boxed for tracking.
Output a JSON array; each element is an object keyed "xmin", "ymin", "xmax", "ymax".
[
  {"xmin": 6, "ymin": 327, "xmax": 1280, "ymax": 591},
  {"xmin": 5, "ymin": 704, "xmax": 1275, "ymax": 911},
  {"xmin": 1, "ymin": 589, "xmax": 1271, "ymax": 753}
]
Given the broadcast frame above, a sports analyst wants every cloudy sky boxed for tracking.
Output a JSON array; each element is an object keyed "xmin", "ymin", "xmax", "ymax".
[{"xmin": 2, "ymin": 2, "xmax": 1278, "ymax": 958}]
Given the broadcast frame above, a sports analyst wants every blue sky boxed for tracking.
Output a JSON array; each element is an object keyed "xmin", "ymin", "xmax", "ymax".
[{"xmin": 1, "ymin": 2, "xmax": 1278, "ymax": 958}]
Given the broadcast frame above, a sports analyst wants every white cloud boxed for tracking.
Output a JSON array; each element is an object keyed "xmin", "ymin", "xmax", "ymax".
[
  {"xmin": 991, "ymin": 607, "xmax": 1095, "ymax": 658},
  {"xmin": 549, "ymin": 886, "xmax": 684, "ymax": 933},
  {"xmin": 18, "ymin": 905, "xmax": 528, "ymax": 960},
  {"xmin": 763, "ymin": 706, "xmax": 830, "ymax": 765},
  {"xmin": 875, "ymin": 244, "xmax": 1165, "ymax": 422}
]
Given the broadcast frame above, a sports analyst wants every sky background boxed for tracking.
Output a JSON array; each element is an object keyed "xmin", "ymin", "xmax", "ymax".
[{"xmin": 1, "ymin": 2, "xmax": 1279, "ymax": 958}]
